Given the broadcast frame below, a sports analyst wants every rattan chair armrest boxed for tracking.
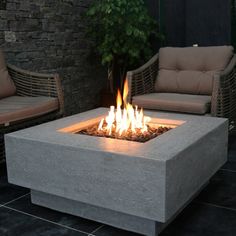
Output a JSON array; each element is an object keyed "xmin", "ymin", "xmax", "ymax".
[
  {"xmin": 220, "ymin": 55, "xmax": 236, "ymax": 77},
  {"xmin": 7, "ymin": 64, "xmax": 64, "ymax": 115},
  {"xmin": 211, "ymin": 55, "xmax": 236, "ymax": 121},
  {"xmin": 211, "ymin": 74, "xmax": 221, "ymax": 116},
  {"xmin": 126, "ymin": 53, "xmax": 159, "ymax": 103}
]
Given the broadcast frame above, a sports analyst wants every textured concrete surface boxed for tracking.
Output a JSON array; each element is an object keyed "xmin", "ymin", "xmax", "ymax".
[
  {"xmin": 31, "ymin": 190, "xmax": 160, "ymax": 236},
  {"xmin": 2, "ymin": 135, "xmax": 236, "ymax": 236},
  {"xmin": 5, "ymin": 108, "xmax": 228, "ymax": 235}
]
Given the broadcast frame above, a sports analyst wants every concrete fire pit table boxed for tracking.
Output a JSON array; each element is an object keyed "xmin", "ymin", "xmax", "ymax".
[{"xmin": 5, "ymin": 108, "xmax": 228, "ymax": 236}]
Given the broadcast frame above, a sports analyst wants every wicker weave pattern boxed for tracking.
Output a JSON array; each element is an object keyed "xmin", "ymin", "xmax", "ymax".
[
  {"xmin": 7, "ymin": 64, "xmax": 64, "ymax": 115},
  {"xmin": 212, "ymin": 56, "xmax": 236, "ymax": 132},
  {"xmin": 127, "ymin": 54, "xmax": 159, "ymax": 103},
  {"xmin": 0, "ymin": 64, "xmax": 64, "ymax": 162},
  {"xmin": 127, "ymin": 52, "xmax": 236, "ymax": 133}
]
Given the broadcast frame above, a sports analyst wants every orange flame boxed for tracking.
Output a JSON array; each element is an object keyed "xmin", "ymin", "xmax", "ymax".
[
  {"xmin": 116, "ymin": 89, "xmax": 122, "ymax": 108},
  {"xmin": 98, "ymin": 79, "xmax": 151, "ymax": 136},
  {"xmin": 123, "ymin": 79, "xmax": 129, "ymax": 106}
]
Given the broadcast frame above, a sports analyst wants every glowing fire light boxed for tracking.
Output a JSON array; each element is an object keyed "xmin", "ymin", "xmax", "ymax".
[{"xmin": 98, "ymin": 79, "xmax": 151, "ymax": 136}]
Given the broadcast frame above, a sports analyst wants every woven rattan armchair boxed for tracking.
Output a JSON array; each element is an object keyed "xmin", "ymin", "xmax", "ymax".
[
  {"xmin": 0, "ymin": 64, "xmax": 64, "ymax": 162},
  {"xmin": 127, "ymin": 49, "xmax": 236, "ymax": 133}
]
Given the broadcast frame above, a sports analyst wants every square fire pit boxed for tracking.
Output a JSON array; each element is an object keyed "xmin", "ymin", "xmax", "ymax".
[{"xmin": 5, "ymin": 108, "xmax": 228, "ymax": 236}]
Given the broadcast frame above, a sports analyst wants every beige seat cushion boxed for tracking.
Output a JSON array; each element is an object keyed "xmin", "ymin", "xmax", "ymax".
[
  {"xmin": 0, "ymin": 50, "xmax": 16, "ymax": 98},
  {"xmin": 0, "ymin": 96, "xmax": 59, "ymax": 125},
  {"xmin": 155, "ymin": 46, "xmax": 234, "ymax": 95},
  {"xmin": 132, "ymin": 93, "xmax": 211, "ymax": 114}
]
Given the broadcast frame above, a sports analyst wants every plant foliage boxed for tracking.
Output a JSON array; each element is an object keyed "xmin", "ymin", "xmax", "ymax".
[{"xmin": 86, "ymin": 0, "xmax": 163, "ymax": 91}]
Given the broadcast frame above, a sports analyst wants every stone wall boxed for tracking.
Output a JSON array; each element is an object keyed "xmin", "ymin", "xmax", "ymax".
[{"xmin": 0, "ymin": 0, "xmax": 106, "ymax": 115}]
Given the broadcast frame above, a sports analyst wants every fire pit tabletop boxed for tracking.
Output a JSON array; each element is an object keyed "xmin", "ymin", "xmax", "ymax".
[{"xmin": 5, "ymin": 108, "xmax": 228, "ymax": 236}]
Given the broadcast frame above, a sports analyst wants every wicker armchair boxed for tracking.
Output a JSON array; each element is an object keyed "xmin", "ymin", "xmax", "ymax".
[
  {"xmin": 127, "ymin": 48, "xmax": 236, "ymax": 133},
  {"xmin": 0, "ymin": 64, "xmax": 64, "ymax": 162}
]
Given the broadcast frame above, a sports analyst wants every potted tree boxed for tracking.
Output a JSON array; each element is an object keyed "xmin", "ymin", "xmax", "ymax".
[{"xmin": 86, "ymin": 0, "xmax": 163, "ymax": 105}]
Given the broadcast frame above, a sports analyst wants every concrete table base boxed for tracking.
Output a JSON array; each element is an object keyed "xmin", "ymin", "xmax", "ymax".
[
  {"xmin": 5, "ymin": 109, "xmax": 228, "ymax": 236},
  {"xmin": 31, "ymin": 181, "xmax": 208, "ymax": 236},
  {"xmin": 31, "ymin": 190, "xmax": 163, "ymax": 236}
]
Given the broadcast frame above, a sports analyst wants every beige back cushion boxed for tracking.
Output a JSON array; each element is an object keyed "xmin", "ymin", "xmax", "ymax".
[
  {"xmin": 155, "ymin": 46, "xmax": 234, "ymax": 95},
  {"xmin": 0, "ymin": 49, "xmax": 16, "ymax": 98}
]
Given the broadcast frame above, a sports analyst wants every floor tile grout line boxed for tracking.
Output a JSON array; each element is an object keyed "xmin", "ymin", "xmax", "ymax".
[
  {"xmin": 195, "ymin": 200, "xmax": 236, "ymax": 213},
  {"xmin": 220, "ymin": 168, "xmax": 236, "ymax": 173},
  {"xmin": 89, "ymin": 225, "xmax": 105, "ymax": 235},
  {"xmin": 1, "ymin": 189, "xmax": 103, "ymax": 235},
  {"xmin": 3, "ymin": 205, "xmax": 90, "ymax": 235},
  {"xmin": 2, "ymin": 193, "xmax": 30, "ymax": 206}
]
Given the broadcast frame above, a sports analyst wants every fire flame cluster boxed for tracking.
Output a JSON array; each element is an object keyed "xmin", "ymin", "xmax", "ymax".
[{"xmin": 98, "ymin": 80, "xmax": 151, "ymax": 136}]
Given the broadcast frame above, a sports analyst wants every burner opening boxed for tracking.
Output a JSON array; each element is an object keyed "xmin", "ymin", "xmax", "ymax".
[{"xmin": 76, "ymin": 122, "xmax": 172, "ymax": 143}]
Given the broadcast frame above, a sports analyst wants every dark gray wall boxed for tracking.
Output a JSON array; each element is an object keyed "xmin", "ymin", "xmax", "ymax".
[
  {"xmin": 163, "ymin": 0, "xmax": 186, "ymax": 46},
  {"xmin": 0, "ymin": 0, "xmax": 106, "ymax": 115},
  {"xmin": 146, "ymin": 0, "xmax": 160, "ymax": 51},
  {"xmin": 146, "ymin": 0, "xmax": 159, "ymax": 20},
  {"xmin": 185, "ymin": 0, "xmax": 231, "ymax": 46},
  {"xmin": 160, "ymin": 0, "xmax": 231, "ymax": 47}
]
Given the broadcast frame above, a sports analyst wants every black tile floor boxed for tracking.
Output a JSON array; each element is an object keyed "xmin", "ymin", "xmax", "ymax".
[{"xmin": 0, "ymin": 135, "xmax": 236, "ymax": 236}]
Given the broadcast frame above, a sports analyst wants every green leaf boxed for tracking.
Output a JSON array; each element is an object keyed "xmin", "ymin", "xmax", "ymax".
[{"xmin": 85, "ymin": 0, "xmax": 163, "ymax": 69}]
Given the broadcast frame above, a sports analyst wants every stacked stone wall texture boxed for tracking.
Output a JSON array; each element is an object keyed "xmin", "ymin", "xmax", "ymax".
[{"xmin": 0, "ymin": 0, "xmax": 106, "ymax": 115}]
